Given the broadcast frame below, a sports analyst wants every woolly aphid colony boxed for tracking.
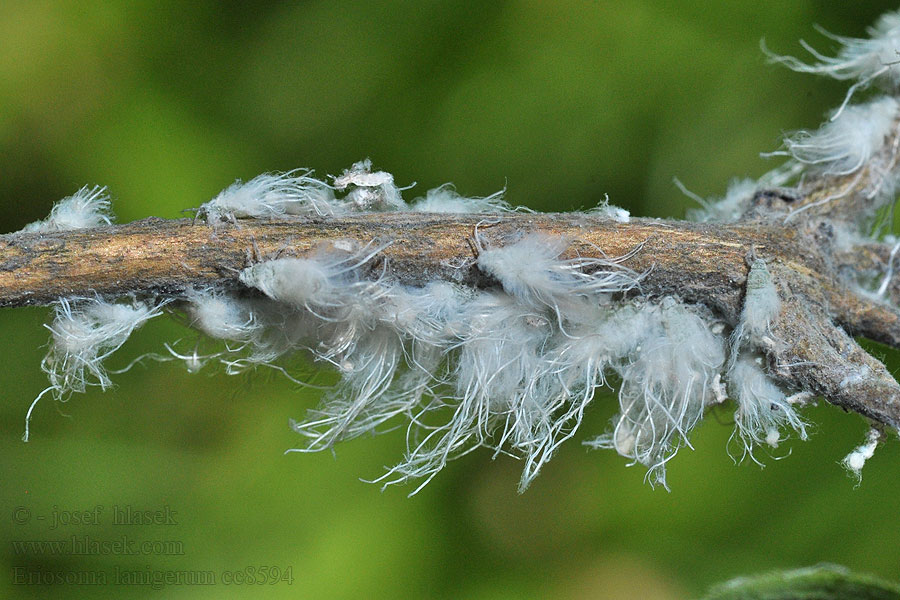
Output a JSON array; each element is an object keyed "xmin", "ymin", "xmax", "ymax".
[{"xmin": 16, "ymin": 13, "xmax": 900, "ymax": 492}]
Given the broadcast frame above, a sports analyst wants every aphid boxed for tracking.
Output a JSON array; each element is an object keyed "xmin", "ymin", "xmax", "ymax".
[
  {"xmin": 198, "ymin": 171, "xmax": 336, "ymax": 224},
  {"xmin": 332, "ymin": 159, "xmax": 406, "ymax": 211},
  {"xmin": 731, "ymin": 253, "xmax": 781, "ymax": 359},
  {"xmin": 410, "ymin": 183, "xmax": 509, "ymax": 214},
  {"xmin": 22, "ymin": 186, "xmax": 113, "ymax": 233}
]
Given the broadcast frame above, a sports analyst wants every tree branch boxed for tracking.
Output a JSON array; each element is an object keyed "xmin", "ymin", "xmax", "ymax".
[{"xmin": 3, "ymin": 204, "xmax": 900, "ymax": 430}]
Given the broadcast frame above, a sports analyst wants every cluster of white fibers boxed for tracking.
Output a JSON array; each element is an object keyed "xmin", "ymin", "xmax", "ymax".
[
  {"xmin": 588, "ymin": 195, "xmax": 631, "ymax": 223},
  {"xmin": 22, "ymin": 186, "xmax": 113, "ymax": 233},
  {"xmin": 766, "ymin": 97, "xmax": 900, "ymax": 176},
  {"xmin": 766, "ymin": 11, "xmax": 900, "ymax": 115},
  {"xmin": 295, "ymin": 281, "xmax": 473, "ymax": 446},
  {"xmin": 842, "ymin": 427, "xmax": 882, "ymax": 482},
  {"xmin": 385, "ymin": 291, "xmax": 561, "ymax": 492},
  {"xmin": 200, "ymin": 170, "xmax": 336, "ymax": 223},
  {"xmin": 475, "ymin": 233, "xmax": 643, "ymax": 322},
  {"xmin": 684, "ymin": 160, "xmax": 803, "ymax": 224},
  {"xmin": 236, "ymin": 245, "xmax": 424, "ymax": 446},
  {"xmin": 175, "ymin": 289, "xmax": 269, "ymax": 373},
  {"xmin": 22, "ymin": 190, "xmax": 152, "ymax": 441},
  {"xmin": 25, "ymin": 297, "xmax": 164, "ymax": 441},
  {"xmin": 200, "ymin": 161, "xmax": 520, "ymax": 224},
  {"xmin": 410, "ymin": 184, "xmax": 510, "ymax": 214},
  {"xmin": 221, "ymin": 232, "xmax": 741, "ymax": 490},
  {"xmin": 377, "ymin": 294, "xmax": 631, "ymax": 493},
  {"xmin": 584, "ymin": 299, "xmax": 726, "ymax": 488},
  {"xmin": 184, "ymin": 288, "xmax": 260, "ymax": 343},
  {"xmin": 168, "ymin": 231, "xmax": 815, "ymax": 492},
  {"xmin": 727, "ymin": 355, "xmax": 807, "ymax": 458},
  {"xmin": 42, "ymin": 298, "xmax": 164, "ymax": 395},
  {"xmin": 686, "ymin": 178, "xmax": 759, "ymax": 223}
]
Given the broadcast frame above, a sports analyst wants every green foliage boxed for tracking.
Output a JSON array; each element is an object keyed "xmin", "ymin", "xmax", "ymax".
[{"xmin": 701, "ymin": 566, "xmax": 900, "ymax": 600}]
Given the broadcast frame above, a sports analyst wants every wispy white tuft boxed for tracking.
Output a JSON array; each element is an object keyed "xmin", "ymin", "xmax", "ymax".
[
  {"xmin": 22, "ymin": 186, "xmax": 113, "ymax": 233},
  {"xmin": 727, "ymin": 354, "xmax": 807, "ymax": 458},
  {"xmin": 332, "ymin": 159, "xmax": 406, "ymax": 211},
  {"xmin": 842, "ymin": 427, "xmax": 881, "ymax": 482},
  {"xmin": 183, "ymin": 288, "xmax": 261, "ymax": 344},
  {"xmin": 475, "ymin": 234, "xmax": 643, "ymax": 319},
  {"xmin": 240, "ymin": 257, "xmax": 343, "ymax": 309},
  {"xmin": 375, "ymin": 292, "xmax": 557, "ymax": 492},
  {"xmin": 292, "ymin": 282, "xmax": 471, "ymax": 453},
  {"xmin": 585, "ymin": 299, "xmax": 726, "ymax": 488},
  {"xmin": 765, "ymin": 97, "xmax": 900, "ymax": 176},
  {"xmin": 196, "ymin": 161, "xmax": 574, "ymax": 221},
  {"xmin": 239, "ymin": 241, "xmax": 389, "ymax": 312},
  {"xmin": 765, "ymin": 11, "xmax": 900, "ymax": 116},
  {"xmin": 686, "ymin": 178, "xmax": 758, "ymax": 223},
  {"xmin": 588, "ymin": 194, "xmax": 630, "ymax": 222},
  {"xmin": 25, "ymin": 297, "xmax": 164, "ymax": 441},
  {"xmin": 236, "ymin": 242, "xmax": 400, "ymax": 374},
  {"xmin": 411, "ymin": 184, "xmax": 509, "ymax": 213},
  {"xmin": 199, "ymin": 170, "xmax": 336, "ymax": 223},
  {"xmin": 41, "ymin": 298, "xmax": 163, "ymax": 395},
  {"xmin": 684, "ymin": 159, "xmax": 807, "ymax": 224}
]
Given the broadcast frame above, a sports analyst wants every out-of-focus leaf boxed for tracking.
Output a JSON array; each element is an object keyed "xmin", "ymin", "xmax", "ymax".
[{"xmin": 701, "ymin": 565, "xmax": 900, "ymax": 600}]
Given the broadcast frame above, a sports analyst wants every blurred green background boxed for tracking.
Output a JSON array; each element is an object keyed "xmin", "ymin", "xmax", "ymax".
[{"xmin": 2, "ymin": 1, "xmax": 900, "ymax": 598}]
